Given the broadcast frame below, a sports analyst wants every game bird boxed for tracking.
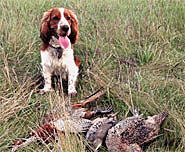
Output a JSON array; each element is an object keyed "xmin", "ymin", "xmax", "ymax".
[
  {"xmin": 86, "ymin": 113, "xmax": 117, "ymax": 150},
  {"xmin": 105, "ymin": 108, "xmax": 168, "ymax": 152},
  {"xmin": 52, "ymin": 106, "xmax": 113, "ymax": 133},
  {"xmin": 12, "ymin": 89, "xmax": 112, "ymax": 151}
]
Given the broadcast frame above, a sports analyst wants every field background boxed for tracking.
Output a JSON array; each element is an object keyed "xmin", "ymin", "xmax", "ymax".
[{"xmin": 0, "ymin": 0, "xmax": 184, "ymax": 151}]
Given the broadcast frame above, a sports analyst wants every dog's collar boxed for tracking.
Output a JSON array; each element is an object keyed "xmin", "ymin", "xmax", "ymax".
[{"xmin": 49, "ymin": 44, "xmax": 63, "ymax": 59}]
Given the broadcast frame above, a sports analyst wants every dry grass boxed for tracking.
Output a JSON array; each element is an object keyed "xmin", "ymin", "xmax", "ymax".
[{"xmin": 0, "ymin": 0, "xmax": 184, "ymax": 151}]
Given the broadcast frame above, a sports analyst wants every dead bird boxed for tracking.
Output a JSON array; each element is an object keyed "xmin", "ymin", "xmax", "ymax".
[
  {"xmin": 42, "ymin": 89, "xmax": 112, "ymax": 125},
  {"xmin": 48, "ymin": 105, "xmax": 113, "ymax": 133},
  {"xmin": 12, "ymin": 89, "xmax": 112, "ymax": 151},
  {"xmin": 51, "ymin": 89, "xmax": 113, "ymax": 133},
  {"xmin": 105, "ymin": 108, "xmax": 168, "ymax": 152},
  {"xmin": 12, "ymin": 107, "xmax": 113, "ymax": 152},
  {"xmin": 86, "ymin": 113, "xmax": 117, "ymax": 150}
]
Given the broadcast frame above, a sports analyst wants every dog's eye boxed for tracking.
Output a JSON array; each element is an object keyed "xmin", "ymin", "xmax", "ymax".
[
  {"xmin": 53, "ymin": 16, "xmax": 59, "ymax": 21},
  {"xmin": 66, "ymin": 16, "xmax": 71, "ymax": 20}
]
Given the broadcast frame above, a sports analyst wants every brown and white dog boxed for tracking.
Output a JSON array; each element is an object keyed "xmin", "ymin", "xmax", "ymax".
[{"xmin": 40, "ymin": 8, "xmax": 80, "ymax": 95}]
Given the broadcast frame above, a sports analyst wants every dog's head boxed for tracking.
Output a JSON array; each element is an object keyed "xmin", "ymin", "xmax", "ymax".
[{"xmin": 40, "ymin": 8, "xmax": 79, "ymax": 45}]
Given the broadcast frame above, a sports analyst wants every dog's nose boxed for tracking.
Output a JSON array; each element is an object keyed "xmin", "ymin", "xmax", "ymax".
[{"xmin": 61, "ymin": 25, "xmax": 69, "ymax": 32}]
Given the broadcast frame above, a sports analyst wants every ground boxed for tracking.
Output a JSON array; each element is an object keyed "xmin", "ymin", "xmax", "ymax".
[{"xmin": 0, "ymin": 0, "xmax": 184, "ymax": 151}]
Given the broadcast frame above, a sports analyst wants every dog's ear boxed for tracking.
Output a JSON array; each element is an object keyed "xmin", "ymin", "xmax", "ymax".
[
  {"xmin": 68, "ymin": 10, "xmax": 79, "ymax": 44},
  {"xmin": 40, "ymin": 9, "xmax": 52, "ymax": 44}
]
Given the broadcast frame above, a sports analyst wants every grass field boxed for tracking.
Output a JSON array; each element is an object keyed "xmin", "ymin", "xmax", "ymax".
[{"xmin": 0, "ymin": 0, "xmax": 185, "ymax": 151}]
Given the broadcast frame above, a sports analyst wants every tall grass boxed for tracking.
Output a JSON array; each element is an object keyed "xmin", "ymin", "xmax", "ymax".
[{"xmin": 0, "ymin": 0, "xmax": 184, "ymax": 151}]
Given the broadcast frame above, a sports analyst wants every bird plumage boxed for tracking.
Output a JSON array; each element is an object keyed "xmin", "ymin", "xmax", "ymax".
[
  {"xmin": 86, "ymin": 113, "xmax": 117, "ymax": 150},
  {"xmin": 105, "ymin": 110, "xmax": 167, "ymax": 152}
]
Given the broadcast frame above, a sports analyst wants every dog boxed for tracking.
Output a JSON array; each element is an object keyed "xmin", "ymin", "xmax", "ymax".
[{"xmin": 40, "ymin": 8, "xmax": 80, "ymax": 96}]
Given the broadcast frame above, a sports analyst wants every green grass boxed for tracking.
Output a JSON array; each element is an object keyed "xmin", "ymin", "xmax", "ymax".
[{"xmin": 0, "ymin": 0, "xmax": 185, "ymax": 151}]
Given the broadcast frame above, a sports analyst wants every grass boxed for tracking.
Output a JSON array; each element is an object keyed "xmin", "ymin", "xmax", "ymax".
[{"xmin": 0, "ymin": 0, "xmax": 185, "ymax": 151}]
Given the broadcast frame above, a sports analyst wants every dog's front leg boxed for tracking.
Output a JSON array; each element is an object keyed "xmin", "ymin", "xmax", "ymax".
[
  {"xmin": 63, "ymin": 57, "xmax": 79, "ymax": 96},
  {"xmin": 67, "ymin": 63, "xmax": 79, "ymax": 96},
  {"xmin": 41, "ymin": 68, "xmax": 52, "ymax": 92},
  {"xmin": 40, "ymin": 51, "xmax": 53, "ymax": 92}
]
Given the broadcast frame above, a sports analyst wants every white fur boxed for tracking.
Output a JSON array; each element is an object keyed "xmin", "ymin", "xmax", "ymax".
[
  {"xmin": 58, "ymin": 8, "xmax": 71, "ymax": 36},
  {"xmin": 41, "ymin": 9, "xmax": 78, "ymax": 95},
  {"xmin": 41, "ymin": 38, "xmax": 79, "ymax": 94}
]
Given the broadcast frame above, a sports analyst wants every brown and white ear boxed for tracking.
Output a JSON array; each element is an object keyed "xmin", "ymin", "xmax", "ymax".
[
  {"xmin": 40, "ymin": 10, "xmax": 52, "ymax": 44},
  {"xmin": 68, "ymin": 10, "xmax": 79, "ymax": 44}
]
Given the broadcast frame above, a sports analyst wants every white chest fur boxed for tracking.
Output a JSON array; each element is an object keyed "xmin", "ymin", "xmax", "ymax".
[
  {"xmin": 40, "ymin": 43, "xmax": 79, "ymax": 95},
  {"xmin": 40, "ymin": 46, "xmax": 74, "ymax": 72}
]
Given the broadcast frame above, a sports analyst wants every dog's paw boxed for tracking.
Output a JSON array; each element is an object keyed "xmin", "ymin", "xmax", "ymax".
[
  {"xmin": 40, "ymin": 87, "xmax": 53, "ymax": 93},
  {"xmin": 68, "ymin": 86, "xmax": 77, "ymax": 96},
  {"xmin": 68, "ymin": 91, "xmax": 77, "ymax": 96}
]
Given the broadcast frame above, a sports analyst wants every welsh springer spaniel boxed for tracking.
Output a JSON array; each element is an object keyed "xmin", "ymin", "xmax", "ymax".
[{"xmin": 40, "ymin": 8, "xmax": 80, "ymax": 96}]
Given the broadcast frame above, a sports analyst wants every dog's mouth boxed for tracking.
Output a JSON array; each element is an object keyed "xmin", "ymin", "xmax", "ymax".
[
  {"xmin": 58, "ymin": 36, "xmax": 70, "ymax": 49},
  {"xmin": 53, "ymin": 31, "xmax": 70, "ymax": 49}
]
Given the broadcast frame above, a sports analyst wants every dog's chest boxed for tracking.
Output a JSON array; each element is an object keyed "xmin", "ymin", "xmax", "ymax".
[
  {"xmin": 47, "ymin": 47, "xmax": 66, "ymax": 69},
  {"xmin": 49, "ymin": 46, "xmax": 63, "ymax": 60},
  {"xmin": 47, "ymin": 36, "xmax": 67, "ymax": 68}
]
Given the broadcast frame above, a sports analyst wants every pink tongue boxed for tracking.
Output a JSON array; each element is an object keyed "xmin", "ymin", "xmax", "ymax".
[{"xmin": 59, "ymin": 36, "xmax": 69, "ymax": 49}]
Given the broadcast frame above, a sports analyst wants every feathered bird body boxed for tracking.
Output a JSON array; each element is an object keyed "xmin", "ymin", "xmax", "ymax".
[
  {"xmin": 86, "ymin": 114, "xmax": 117, "ymax": 150},
  {"xmin": 106, "ymin": 111, "xmax": 167, "ymax": 152}
]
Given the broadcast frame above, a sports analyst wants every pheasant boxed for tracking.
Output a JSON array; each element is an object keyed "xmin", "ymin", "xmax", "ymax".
[
  {"xmin": 12, "ymin": 89, "xmax": 112, "ymax": 151},
  {"xmin": 105, "ymin": 108, "xmax": 168, "ymax": 152},
  {"xmin": 86, "ymin": 113, "xmax": 117, "ymax": 150},
  {"xmin": 52, "ymin": 106, "xmax": 113, "ymax": 133}
]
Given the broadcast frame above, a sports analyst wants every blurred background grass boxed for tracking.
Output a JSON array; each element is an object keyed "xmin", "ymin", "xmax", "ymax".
[{"xmin": 0, "ymin": 0, "xmax": 184, "ymax": 151}]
